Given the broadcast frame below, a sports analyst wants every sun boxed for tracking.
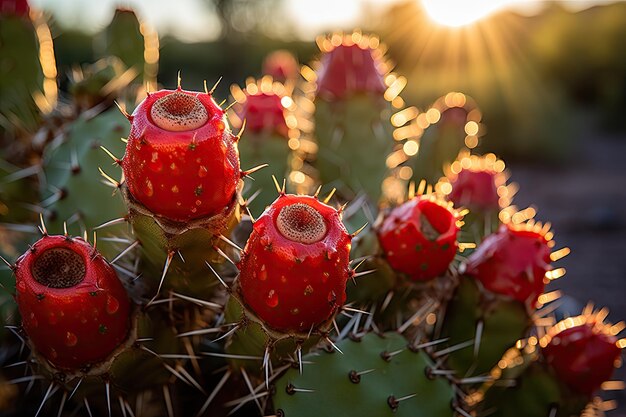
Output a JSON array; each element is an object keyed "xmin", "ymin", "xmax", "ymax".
[{"xmin": 421, "ymin": 0, "xmax": 511, "ymax": 27}]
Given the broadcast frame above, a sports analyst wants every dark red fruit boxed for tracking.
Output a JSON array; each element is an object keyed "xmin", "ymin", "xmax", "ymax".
[
  {"xmin": 377, "ymin": 196, "xmax": 460, "ymax": 281},
  {"xmin": 238, "ymin": 194, "xmax": 352, "ymax": 333},
  {"xmin": 0, "ymin": 0, "xmax": 29, "ymax": 17},
  {"xmin": 14, "ymin": 235, "xmax": 132, "ymax": 371},
  {"xmin": 316, "ymin": 42, "xmax": 386, "ymax": 100},
  {"xmin": 240, "ymin": 92, "xmax": 289, "ymax": 138},
  {"xmin": 122, "ymin": 88, "xmax": 240, "ymax": 222},
  {"xmin": 448, "ymin": 169, "xmax": 500, "ymax": 212},
  {"xmin": 462, "ymin": 223, "xmax": 552, "ymax": 305},
  {"xmin": 263, "ymin": 50, "xmax": 299, "ymax": 83},
  {"xmin": 543, "ymin": 321, "xmax": 621, "ymax": 395}
]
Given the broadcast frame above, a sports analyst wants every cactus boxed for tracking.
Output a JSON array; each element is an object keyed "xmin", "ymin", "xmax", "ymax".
[
  {"xmin": 0, "ymin": 26, "xmax": 624, "ymax": 417},
  {"xmin": 225, "ymin": 192, "xmax": 352, "ymax": 378},
  {"xmin": 0, "ymin": 0, "xmax": 57, "ymax": 147},
  {"xmin": 262, "ymin": 50, "xmax": 299, "ymax": 84},
  {"xmin": 302, "ymin": 31, "xmax": 403, "ymax": 204},
  {"xmin": 229, "ymin": 76, "xmax": 296, "ymax": 214},
  {"xmin": 273, "ymin": 332, "xmax": 458, "ymax": 417},
  {"xmin": 119, "ymin": 85, "xmax": 243, "ymax": 298},
  {"xmin": 440, "ymin": 221, "xmax": 564, "ymax": 379},
  {"xmin": 480, "ymin": 308, "xmax": 624, "ymax": 417},
  {"xmin": 40, "ymin": 107, "xmax": 129, "ymax": 259}
]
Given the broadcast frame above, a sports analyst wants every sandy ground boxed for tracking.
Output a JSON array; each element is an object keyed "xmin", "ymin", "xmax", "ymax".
[{"xmin": 509, "ymin": 132, "xmax": 626, "ymax": 415}]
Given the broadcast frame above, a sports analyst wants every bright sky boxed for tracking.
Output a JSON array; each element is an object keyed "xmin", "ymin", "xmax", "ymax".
[{"xmin": 30, "ymin": 0, "xmax": 616, "ymax": 41}]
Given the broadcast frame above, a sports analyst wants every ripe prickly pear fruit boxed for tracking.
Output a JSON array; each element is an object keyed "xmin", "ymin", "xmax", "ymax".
[
  {"xmin": 448, "ymin": 169, "xmax": 500, "ymax": 213},
  {"xmin": 316, "ymin": 42, "xmax": 386, "ymax": 100},
  {"xmin": 462, "ymin": 223, "xmax": 552, "ymax": 305},
  {"xmin": 442, "ymin": 220, "xmax": 561, "ymax": 378},
  {"xmin": 122, "ymin": 87, "xmax": 240, "ymax": 222},
  {"xmin": 14, "ymin": 235, "xmax": 132, "ymax": 371},
  {"xmin": 263, "ymin": 50, "xmax": 299, "ymax": 83},
  {"xmin": 231, "ymin": 78, "xmax": 293, "ymax": 214},
  {"xmin": 378, "ymin": 195, "xmax": 460, "ymax": 281},
  {"xmin": 238, "ymin": 194, "xmax": 352, "ymax": 333},
  {"xmin": 543, "ymin": 321, "xmax": 621, "ymax": 396},
  {"xmin": 307, "ymin": 31, "xmax": 398, "ymax": 203}
]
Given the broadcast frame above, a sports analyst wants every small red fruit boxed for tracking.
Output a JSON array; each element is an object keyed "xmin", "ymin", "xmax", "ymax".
[
  {"xmin": 238, "ymin": 194, "xmax": 352, "ymax": 333},
  {"xmin": 263, "ymin": 50, "xmax": 299, "ymax": 83},
  {"xmin": 239, "ymin": 92, "xmax": 289, "ymax": 138},
  {"xmin": 122, "ymin": 88, "xmax": 240, "ymax": 222},
  {"xmin": 462, "ymin": 223, "xmax": 552, "ymax": 305},
  {"xmin": 377, "ymin": 196, "xmax": 460, "ymax": 281},
  {"xmin": 448, "ymin": 169, "xmax": 501, "ymax": 212},
  {"xmin": 316, "ymin": 41, "xmax": 386, "ymax": 100},
  {"xmin": 14, "ymin": 235, "xmax": 132, "ymax": 371},
  {"xmin": 543, "ymin": 321, "xmax": 621, "ymax": 396}
]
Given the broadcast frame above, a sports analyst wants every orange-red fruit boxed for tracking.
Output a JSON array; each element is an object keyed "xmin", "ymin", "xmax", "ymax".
[
  {"xmin": 543, "ymin": 322, "xmax": 621, "ymax": 395},
  {"xmin": 122, "ymin": 88, "xmax": 240, "ymax": 222},
  {"xmin": 238, "ymin": 194, "xmax": 352, "ymax": 333},
  {"xmin": 15, "ymin": 235, "xmax": 132, "ymax": 371},
  {"xmin": 316, "ymin": 44, "xmax": 386, "ymax": 100},
  {"xmin": 378, "ymin": 196, "xmax": 459, "ymax": 280},
  {"xmin": 448, "ymin": 169, "xmax": 500, "ymax": 212},
  {"xmin": 240, "ymin": 93, "xmax": 289, "ymax": 138},
  {"xmin": 462, "ymin": 224, "xmax": 551, "ymax": 304}
]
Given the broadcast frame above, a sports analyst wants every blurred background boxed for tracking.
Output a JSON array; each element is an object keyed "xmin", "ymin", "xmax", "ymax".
[{"xmin": 7, "ymin": 0, "xmax": 626, "ymax": 410}]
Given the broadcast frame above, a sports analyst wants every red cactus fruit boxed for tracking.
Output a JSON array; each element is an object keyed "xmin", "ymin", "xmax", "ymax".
[
  {"xmin": 377, "ymin": 196, "xmax": 460, "ymax": 281},
  {"xmin": 240, "ymin": 92, "xmax": 289, "ymax": 138},
  {"xmin": 122, "ymin": 88, "xmax": 240, "ymax": 222},
  {"xmin": 238, "ymin": 194, "xmax": 352, "ymax": 333},
  {"xmin": 448, "ymin": 169, "xmax": 501, "ymax": 212},
  {"xmin": 543, "ymin": 321, "xmax": 621, "ymax": 396},
  {"xmin": 263, "ymin": 50, "xmax": 299, "ymax": 83},
  {"xmin": 14, "ymin": 235, "xmax": 132, "ymax": 371},
  {"xmin": 462, "ymin": 223, "xmax": 552, "ymax": 305},
  {"xmin": 316, "ymin": 43, "xmax": 386, "ymax": 100},
  {"xmin": 0, "ymin": 0, "xmax": 29, "ymax": 17}
]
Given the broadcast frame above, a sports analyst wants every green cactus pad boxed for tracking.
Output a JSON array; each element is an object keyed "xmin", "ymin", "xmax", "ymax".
[
  {"xmin": 314, "ymin": 97, "xmax": 393, "ymax": 203},
  {"xmin": 0, "ymin": 14, "xmax": 43, "ymax": 138},
  {"xmin": 41, "ymin": 108, "xmax": 129, "ymax": 259},
  {"xmin": 273, "ymin": 332, "xmax": 455, "ymax": 417},
  {"xmin": 238, "ymin": 132, "xmax": 290, "ymax": 216},
  {"xmin": 440, "ymin": 277, "xmax": 530, "ymax": 378}
]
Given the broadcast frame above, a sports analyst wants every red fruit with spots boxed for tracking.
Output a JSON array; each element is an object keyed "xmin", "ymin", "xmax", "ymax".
[
  {"xmin": 462, "ymin": 223, "xmax": 552, "ymax": 305},
  {"xmin": 448, "ymin": 169, "xmax": 501, "ymax": 212},
  {"xmin": 316, "ymin": 43, "xmax": 386, "ymax": 100},
  {"xmin": 377, "ymin": 196, "xmax": 460, "ymax": 281},
  {"xmin": 238, "ymin": 194, "xmax": 352, "ymax": 333},
  {"xmin": 543, "ymin": 322, "xmax": 621, "ymax": 395},
  {"xmin": 122, "ymin": 88, "xmax": 240, "ymax": 222},
  {"xmin": 14, "ymin": 235, "xmax": 132, "ymax": 371},
  {"xmin": 240, "ymin": 92, "xmax": 289, "ymax": 138}
]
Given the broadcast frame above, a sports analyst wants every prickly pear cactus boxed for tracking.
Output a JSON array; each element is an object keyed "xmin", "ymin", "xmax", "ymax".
[
  {"xmin": 273, "ymin": 332, "xmax": 456, "ymax": 417},
  {"xmin": 230, "ymin": 76, "xmax": 297, "ymax": 214},
  {"xmin": 0, "ymin": 24, "xmax": 624, "ymax": 417},
  {"xmin": 303, "ymin": 31, "xmax": 405, "ymax": 203},
  {"xmin": 40, "ymin": 107, "xmax": 129, "ymax": 259},
  {"xmin": 479, "ymin": 308, "xmax": 623, "ymax": 417},
  {"xmin": 0, "ymin": 1, "xmax": 57, "ymax": 146}
]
